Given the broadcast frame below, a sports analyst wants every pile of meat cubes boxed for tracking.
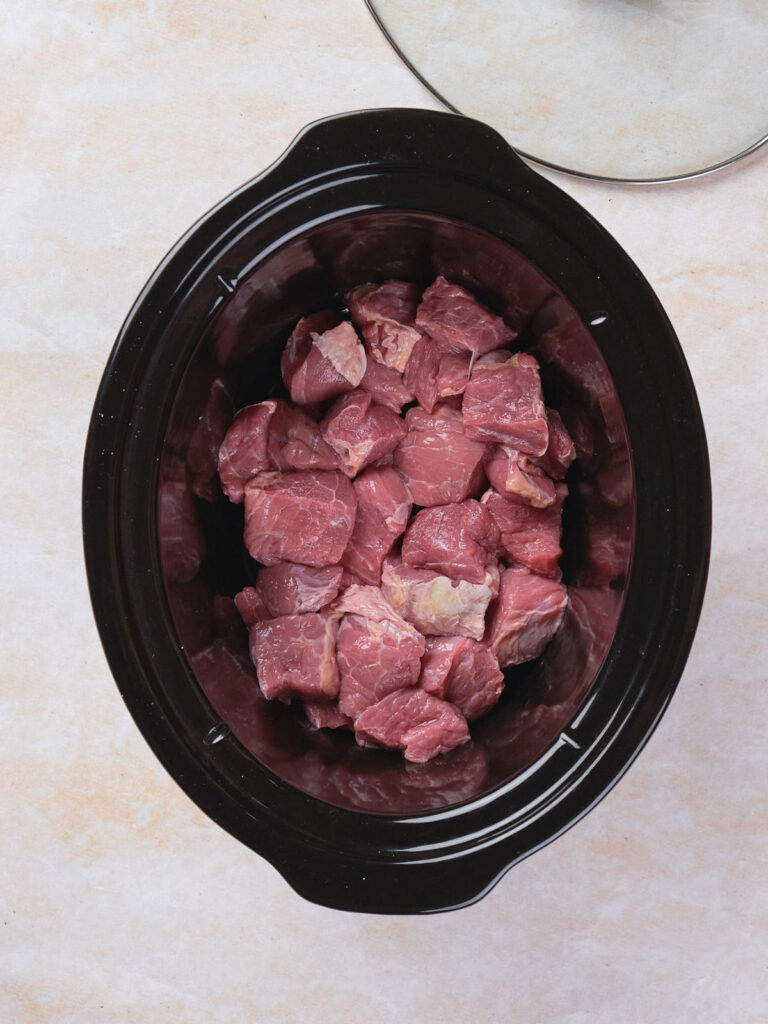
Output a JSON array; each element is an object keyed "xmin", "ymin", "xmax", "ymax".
[{"xmin": 219, "ymin": 277, "xmax": 574, "ymax": 762}]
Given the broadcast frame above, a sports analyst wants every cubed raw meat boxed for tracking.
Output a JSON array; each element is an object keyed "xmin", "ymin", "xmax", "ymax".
[
  {"xmin": 340, "ymin": 465, "xmax": 412, "ymax": 585},
  {"xmin": 359, "ymin": 358, "xmax": 414, "ymax": 412},
  {"xmin": 281, "ymin": 315, "xmax": 366, "ymax": 405},
  {"xmin": 333, "ymin": 585, "xmax": 426, "ymax": 719},
  {"xmin": 266, "ymin": 399, "xmax": 339, "ymax": 473},
  {"xmin": 531, "ymin": 407, "xmax": 576, "ymax": 480},
  {"xmin": 394, "ymin": 404, "xmax": 486, "ymax": 507},
  {"xmin": 403, "ymin": 334, "xmax": 472, "ymax": 413},
  {"xmin": 250, "ymin": 611, "xmax": 340, "ymax": 701},
  {"xmin": 401, "ymin": 499, "xmax": 500, "ymax": 584},
  {"xmin": 253, "ymin": 563, "xmax": 343, "ymax": 617},
  {"xmin": 354, "ymin": 688, "xmax": 470, "ymax": 763},
  {"xmin": 302, "ymin": 699, "xmax": 352, "ymax": 730},
  {"xmin": 218, "ymin": 400, "xmax": 276, "ymax": 503},
  {"xmin": 320, "ymin": 389, "xmax": 407, "ymax": 477},
  {"xmin": 187, "ymin": 378, "xmax": 233, "ymax": 502},
  {"xmin": 243, "ymin": 470, "xmax": 357, "ymax": 567},
  {"xmin": 463, "ymin": 352, "xmax": 549, "ymax": 455},
  {"xmin": 235, "ymin": 586, "xmax": 270, "ymax": 627},
  {"xmin": 484, "ymin": 445, "xmax": 556, "ymax": 508},
  {"xmin": 419, "ymin": 636, "xmax": 504, "ymax": 721},
  {"xmin": 482, "ymin": 484, "xmax": 567, "ymax": 578},
  {"xmin": 485, "ymin": 566, "xmax": 568, "ymax": 668},
  {"xmin": 416, "ymin": 275, "xmax": 515, "ymax": 355},
  {"xmin": 381, "ymin": 556, "xmax": 499, "ymax": 640},
  {"xmin": 346, "ymin": 280, "xmax": 423, "ymax": 372}
]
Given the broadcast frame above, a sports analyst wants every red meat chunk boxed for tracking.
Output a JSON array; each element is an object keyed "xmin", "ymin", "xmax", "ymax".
[
  {"xmin": 218, "ymin": 401, "xmax": 275, "ymax": 503},
  {"xmin": 416, "ymin": 275, "xmax": 515, "ymax": 355},
  {"xmin": 403, "ymin": 334, "xmax": 473, "ymax": 413},
  {"xmin": 482, "ymin": 483, "xmax": 567, "ymax": 578},
  {"xmin": 243, "ymin": 470, "xmax": 356, "ymax": 567},
  {"xmin": 340, "ymin": 465, "xmax": 412, "ymax": 585},
  {"xmin": 463, "ymin": 352, "xmax": 549, "ymax": 455},
  {"xmin": 485, "ymin": 566, "xmax": 568, "ymax": 668},
  {"xmin": 186, "ymin": 378, "xmax": 233, "ymax": 502},
  {"xmin": 394, "ymin": 404, "xmax": 486, "ymax": 507},
  {"xmin": 359, "ymin": 358, "xmax": 414, "ymax": 412},
  {"xmin": 250, "ymin": 610, "xmax": 340, "ymax": 701},
  {"xmin": 235, "ymin": 586, "xmax": 270, "ymax": 627},
  {"xmin": 401, "ymin": 499, "xmax": 500, "ymax": 584},
  {"xmin": 346, "ymin": 280, "xmax": 423, "ymax": 372},
  {"xmin": 354, "ymin": 688, "xmax": 470, "ymax": 763},
  {"xmin": 419, "ymin": 636, "xmax": 504, "ymax": 721},
  {"xmin": 253, "ymin": 563, "xmax": 343, "ymax": 617},
  {"xmin": 266, "ymin": 400, "xmax": 339, "ymax": 473},
  {"xmin": 484, "ymin": 445, "xmax": 556, "ymax": 508},
  {"xmin": 381, "ymin": 556, "xmax": 499, "ymax": 640},
  {"xmin": 320, "ymin": 389, "xmax": 407, "ymax": 477},
  {"xmin": 281, "ymin": 315, "xmax": 366, "ymax": 405},
  {"xmin": 532, "ymin": 407, "xmax": 576, "ymax": 480},
  {"xmin": 302, "ymin": 699, "xmax": 352, "ymax": 730},
  {"xmin": 333, "ymin": 585, "xmax": 426, "ymax": 720}
]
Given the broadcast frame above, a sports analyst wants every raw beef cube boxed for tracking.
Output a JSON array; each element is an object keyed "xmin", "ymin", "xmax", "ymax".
[
  {"xmin": 359, "ymin": 358, "xmax": 414, "ymax": 412},
  {"xmin": 531, "ymin": 407, "xmax": 576, "ymax": 480},
  {"xmin": 401, "ymin": 499, "xmax": 499, "ymax": 584},
  {"xmin": 482, "ymin": 484, "xmax": 567, "ymax": 578},
  {"xmin": 346, "ymin": 280, "xmax": 423, "ymax": 372},
  {"xmin": 281, "ymin": 315, "xmax": 366, "ymax": 405},
  {"xmin": 403, "ymin": 334, "xmax": 473, "ymax": 413},
  {"xmin": 187, "ymin": 378, "xmax": 233, "ymax": 502},
  {"xmin": 394, "ymin": 404, "xmax": 486, "ymax": 507},
  {"xmin": 333, "ymin": 585, "xmax": 426, "ymax": 719},
  {"xmin": 253, "ymin": 563, "xmax": 343, "ymax": 617},
  {"xmin": 218, "ymin": 400, "xmax": 276, "ymax": 503},
  {"xmin": 340, "ymin": 465, "xmax": 412, "ymax": 585},
  {"xmin": 303, "ymin": 699, "xmax": 352, "ymax": 730},
  {"xmin": 485, "ymin": 566, "xmax": 568, "ymax": 668},
  {"xmin": 243, "ymin": 470, "xmax": 357, "ymax": 567},
  {"xmin": 235, "ymin": 586, "xmax": 270, "ymax": 627},
  {"xmin": 158, "ymin": 475, "xmax": 205, "ymax": 584},
  {"xmin": 419, "ymin": 636, "xmax": 504, "ymax": 721},
  {"xmin": 416, "ymin": 275, "xmax": 515, "ymax": 355},
  {"xmin": 463, "ymin": 352, "xmax": 549, "ymax": 455},
  {"xmin": 354, "ymin": 688, "xmax": 470, "ymax": 763},
  {"xmin": 484, "ymin": 445, "xmax": 556, "ymax": 508},
  {"xmin": 266, "ymin": 400, "xmax": 339, "ymax": 473},
  {"xmin": 320, "ymin": 389, "xmax": 407, "ymax": 477},
  {"xmin": 436, "ymin": 348, "xmax": 473, "ymax": 399},
  {"xmin": 381, "ymin": 556, "xmax": 499, "ymax": 640},
  {"xmin": 403, "ymin": 334, "xmax": 442, "ymax": 413},
  {"xmin": 250, "ymin": 611, "xmax": 340, "ymax": 701}
]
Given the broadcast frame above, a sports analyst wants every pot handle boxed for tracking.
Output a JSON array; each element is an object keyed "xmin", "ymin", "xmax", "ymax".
[{"xmin": 262, "ymin": 108, "xmax": 538, "ymax": 194}]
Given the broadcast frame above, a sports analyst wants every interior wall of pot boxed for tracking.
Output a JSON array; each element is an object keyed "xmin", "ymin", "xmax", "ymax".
[{"xmin": 157, "ymin": 210, "xmax": 634, "ymax": 815}]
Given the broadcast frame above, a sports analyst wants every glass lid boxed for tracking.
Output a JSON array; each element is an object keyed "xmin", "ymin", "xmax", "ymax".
[{"xmin": 367, "ymin": 0, "xmax": 768, "ymax": 182}]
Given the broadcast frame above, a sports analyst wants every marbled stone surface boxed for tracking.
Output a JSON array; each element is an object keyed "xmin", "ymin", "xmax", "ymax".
[{"xmin": 2, "ymin": 2, "xmax": 767, "ymax": 1021}]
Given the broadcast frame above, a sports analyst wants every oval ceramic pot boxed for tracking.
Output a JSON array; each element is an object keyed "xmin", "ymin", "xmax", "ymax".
[{"xmin": 83, "ymin": 108, "xmax": 710, "ymax": 914}]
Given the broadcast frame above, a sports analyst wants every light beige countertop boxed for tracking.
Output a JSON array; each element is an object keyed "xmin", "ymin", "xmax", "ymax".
[{"xmin": 2, "ymin": 2, "xmax": 767, "ymax": 1021}]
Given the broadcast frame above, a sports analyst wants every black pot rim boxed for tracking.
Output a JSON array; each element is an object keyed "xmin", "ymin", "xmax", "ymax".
[{"xmin": 82, "ymin": 108, "xmax": 711, "ymax": 914}]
